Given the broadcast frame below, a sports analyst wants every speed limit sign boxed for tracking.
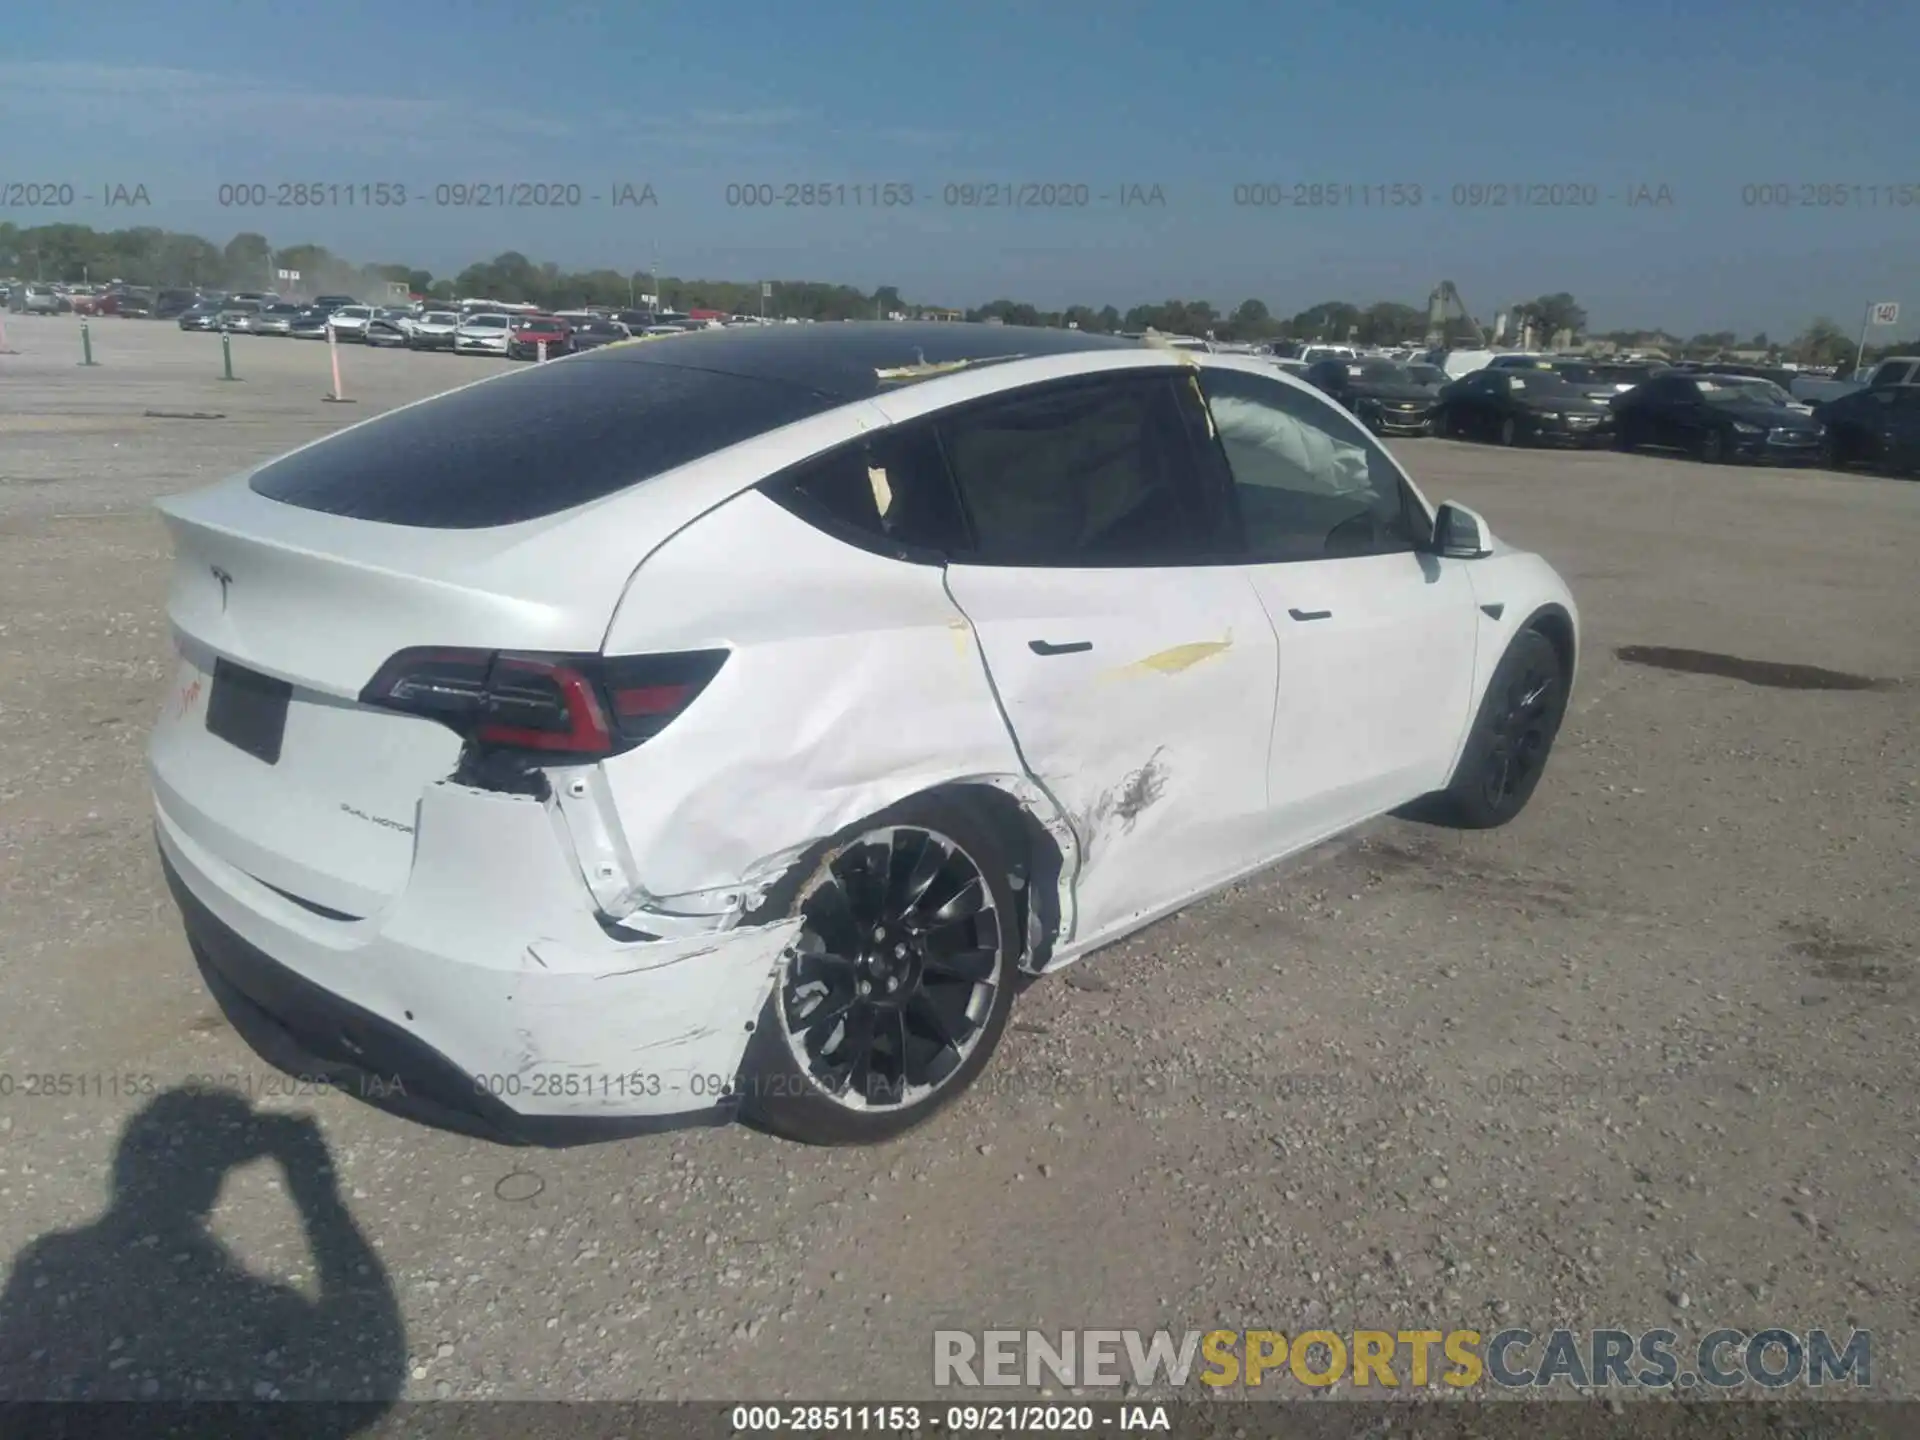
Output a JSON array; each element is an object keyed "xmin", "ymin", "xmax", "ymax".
[{"xmin": 1869, "ymin": 301, "xmax": 1899, "ymax": 325}]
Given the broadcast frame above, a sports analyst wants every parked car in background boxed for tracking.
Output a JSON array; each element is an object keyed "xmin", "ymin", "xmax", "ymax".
[
  {"xmin": 1434, "ymin": 369, "xmax": 1614, "ymax": 447},
  {"xmin": 96, "ymin": 287, "xmax": 157, "ymax": 318},
  {"xmin": 453, "ymin": 312, "xmax": 513, "ymax": 355},
  {"xmin": 310, "ymin": 295, "xmax": 359, "ymax": 314},
  {"xmin": 1613, "ymin": 371, "xmax": 1826, "ymax": 463},
  {"xmin": 1403, "ymin": 362, "xmax": 1450, "ymax": 391},
  {"xmin": 507, "ymin": 314, "xmax": 574, "ymax": 360},
  {"xmin": 1264, "ymin": 356, "xmax": 1311, "ymax": 377},
  {"xmin": 147, "ymin": 323, "xmax": 1577, "ymax": 1146},
  {"xmin": 407, "ymin": 311, "xmax": 461, "ymax": 350},
  {"xmin": 251, "ymin": 303, "xmax": 304, "ymax": 336},
  {"xmin": 1423, "ymin": 347, "xmax": 1497, "ymax": 379},
  {"xmin": 1706, "ymin": 375, "xmax": 1816, "ymax": 415},
  {"xmin": 19, "ymin": 284, "xmax": 64, "ymax": 315},
  {"xmin": 215, "ymin": 301, "xmax": 263, "ymax": 332},
  {"xmin": 1551, "ymin": 360, "xmax": 1668, "ymax": 399},
  {"xmin": 1674, "ymin": 361, "xmax": 1800, "ymax": 392},
  {"xmin": 1811, "ymin": 385, "xmax": 1920, "ymax": 476},
  {"xmin": 365, "ymin": 313, "xmax": 411, "ymax": 348},
  {"xmin": 326, "ymin": 305, "xmax": 374, "ymax": 341},
  {"xmin": 1790, "ymin": 374, "xmax": 1864, "ymax": 406},
  {"xmin": 1486, "ymin": 353, "xmax": 1552, "ymax": 370},
  {"xmin": 1304, "ymin": 359, "xmax": 1438, "ymax": 436},
  {"xmin": 1860, "ymin": 356, "xmax": 1920, "ymax": 390},
  {"xmin": 178, "ymin": 301, "xmax": 225, "ymax": 331},
  {"xmin": 561, "ymin": 315, "xmax": 632, "ymax": 351},
  {"xmin": 286, "ymin": 309, "xmax": 331, "ymax": 339},
  {"xmin": 152, "ymin": 289, "xmax": 200, "ymax": 320}
]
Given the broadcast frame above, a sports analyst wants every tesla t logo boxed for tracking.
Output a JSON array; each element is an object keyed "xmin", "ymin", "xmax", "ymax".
[{"xmin": 210, "ymin": 565, "xmax": 234, "ymax": 611}]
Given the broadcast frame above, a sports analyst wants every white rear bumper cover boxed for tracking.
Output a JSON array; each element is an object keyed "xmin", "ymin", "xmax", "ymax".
[{"xmin": 156, "ymin": 777, "xmax": 800, "ymax": 1126}]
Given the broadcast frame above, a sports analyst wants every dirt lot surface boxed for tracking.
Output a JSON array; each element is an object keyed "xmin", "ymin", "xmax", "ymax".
[{"xmin": 1, "ymin": 315, "xmax": 1915, "ymax": 1407}]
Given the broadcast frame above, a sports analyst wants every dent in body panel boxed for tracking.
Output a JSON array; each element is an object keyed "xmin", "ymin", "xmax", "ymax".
[
  {"xmin": 1071, "ymin": 748, "xmax": 1171, "ymax": 864},
  {"xmin": 595, "ymin": 489, "xmax": 1075, "ymax": 936}
]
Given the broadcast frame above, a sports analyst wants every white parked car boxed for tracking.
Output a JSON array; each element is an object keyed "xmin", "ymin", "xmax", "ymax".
[
  {"xmin": 327, "ymin": 305, "xmax": 374, "ymax": 341},
  {"xmin": 453, "ymin": 313, "xmax": 513, "ymax": 355},
  {"xmin": 149, "ymin": 325, "xmax": 1578, "ymax": 1147},
  {"xmin": 407, "ymin": 311, "xmax": 461, "ymax": 350}
]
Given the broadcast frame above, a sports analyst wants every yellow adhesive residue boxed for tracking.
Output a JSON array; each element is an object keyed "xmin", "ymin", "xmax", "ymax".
[
  {"xmin": 947, "ymin": 617, "xmax": 972, "ymax": 658},
  {"xmin": 1110, "ymin": 635, "xmax": 1233, "ymax": 677}
]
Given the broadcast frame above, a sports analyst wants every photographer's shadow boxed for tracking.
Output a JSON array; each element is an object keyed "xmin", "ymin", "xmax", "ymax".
[{"xmin": 0, "ymin": 1087, "xmax": 404, "ymax": 1428}]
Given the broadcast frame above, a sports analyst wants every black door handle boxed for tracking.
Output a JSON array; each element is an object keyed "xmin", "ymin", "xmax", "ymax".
[
  {"xmin": 1288, "ymin": 608, "xmax": 1332, "ymax": 622},
  {"xmin": 1028, "ymin": 639, "xmax": 1092, "ymax": 656}
]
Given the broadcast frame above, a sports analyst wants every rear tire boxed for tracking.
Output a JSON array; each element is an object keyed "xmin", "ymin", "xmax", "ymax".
[
  {"xmin": 1697, "ymin": 428, "xmax": 1726, "ymax": 464},
  {"xmin": 1431, "ymin": 629, "xmax": 1567, "ymax": 829},
  {"xmin": 739, "ymin": 795, "xmax": 1019, "ymax": 1146},
  {"xmin": 1499, "ymin": 416, "xmax": 1519, "ymax": 447}
]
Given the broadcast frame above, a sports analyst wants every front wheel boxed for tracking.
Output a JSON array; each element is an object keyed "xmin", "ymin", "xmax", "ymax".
[
  {"xmin": 1432, "ymin": 629, "xmax": 1567, "ymax": 829},
  {"xmin": 1698, "ymin": 428, "xmax": 1726, "ymax": 463},
  {"xmin": 739, "ymin": 795, "xmax": 1019, "ymax": 1145},
  {"xmin": 1499, "ymin": 415, "xmax": 1519, "ymax": 447}
]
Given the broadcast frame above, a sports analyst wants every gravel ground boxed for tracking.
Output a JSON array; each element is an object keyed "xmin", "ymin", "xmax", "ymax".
[{"xmin": 0, "ymin": 315, "xmax": 1915, "ymax": 1408}]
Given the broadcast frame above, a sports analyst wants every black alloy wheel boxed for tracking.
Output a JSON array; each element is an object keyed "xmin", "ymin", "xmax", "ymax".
[
  {"xmin": 1479, "ymin": 655, "xmax": 1558, "ymax": 814},
  {"xmin": 779, "ymin": 825, "xmax": 1002, "ymax": 1108},
  {"xmin": 1433, "ymin": 628, "xmax": 1568, "ymax": 829},
  {"xmin": 743, "ymin": 796, "xmax": 1020, "ymax": 1145}
]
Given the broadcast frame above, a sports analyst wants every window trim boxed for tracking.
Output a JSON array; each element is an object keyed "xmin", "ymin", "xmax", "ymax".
[{"xmin": 1192, "ymin": 365, "xmax": 1436, "ymax": 565}]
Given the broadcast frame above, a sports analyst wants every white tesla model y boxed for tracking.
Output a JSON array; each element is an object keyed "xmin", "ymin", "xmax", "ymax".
[{"xmin": 150, "ymin": 325, "xmax": 1577, "ymax": 1146}]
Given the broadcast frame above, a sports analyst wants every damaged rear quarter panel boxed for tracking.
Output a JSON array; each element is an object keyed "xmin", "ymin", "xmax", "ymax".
[{"xmin": 595, "ymin": 489, "xmax": 1053, "ymax": 907}]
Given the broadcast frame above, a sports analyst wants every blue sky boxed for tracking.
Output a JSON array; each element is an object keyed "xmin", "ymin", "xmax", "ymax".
[{"xmin": 3, "ymin": 0, "xmax": 1916, "ymax": 338}]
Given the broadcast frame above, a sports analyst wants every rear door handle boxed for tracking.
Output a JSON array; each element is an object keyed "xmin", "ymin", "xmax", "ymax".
[
  {"xmin": 1287, "ymin": 608, "xmax": 1333, "ymax": 622},
  {"xmin": 1028, "ymin": 639, "xmax": 1092, "ymax": 656}
]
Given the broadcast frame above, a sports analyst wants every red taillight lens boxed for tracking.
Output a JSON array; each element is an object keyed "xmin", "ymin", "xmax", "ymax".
[{"xmin": 360, "ymin": 647, "xmax": 727, "ymax": 757}]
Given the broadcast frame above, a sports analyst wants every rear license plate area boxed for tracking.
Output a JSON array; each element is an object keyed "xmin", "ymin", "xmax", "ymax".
[{"xmin": 206, "ymin": 659, "xmax": 292, "ymax": 765}]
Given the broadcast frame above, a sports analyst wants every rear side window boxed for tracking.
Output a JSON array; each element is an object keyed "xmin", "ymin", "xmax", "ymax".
[
  {"xmin": 249, "ymin": 355, "xmax": 842, "ymax": 528},
  {"xmin": 766, "ymin": 423, "xmax": 968, "ymax": 559},
  {"xmin": 936, "ymin": 375, "xmax": 1208, "ymax": 566}
]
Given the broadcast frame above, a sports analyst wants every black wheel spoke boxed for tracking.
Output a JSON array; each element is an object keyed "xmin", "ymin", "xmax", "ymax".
[
  {"xmin": 793, "ymin": 985, "xmax": 859, "ymax": 1036},
  {"xmin": 892, "ymin": 831, "xmax": 950, "ymax": 914},
  {"xmin": 839, "ymin": 1004, "xmax": 877, "ymax": 1096},
  {"xmin": 924, "ymin": 947, "xmax": 998, "ymax": 983},
  {"xmin": 920, "ymin": 875, "xmax": 986, "ymax": 929},
  {"xmin": 906, "ymin": 988, "xmax": 967, "ymax": 1050},
  {"xmin": 805, "ymin": 879, "xmax": 864, "ymax": 956}
]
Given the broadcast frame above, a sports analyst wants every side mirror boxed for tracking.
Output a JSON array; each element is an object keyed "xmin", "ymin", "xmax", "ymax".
[{"xmin": 1433, "ymin": 502, "xmax": 1494, "ymax": 559}]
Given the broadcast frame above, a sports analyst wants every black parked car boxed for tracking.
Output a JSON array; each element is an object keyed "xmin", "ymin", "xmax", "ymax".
[
  {"xmin": 1613, "ymin": 371, "xmax": 1826, "ymax": 464},
  {"xmin": 1434, "ymin": 368, "xmax": 1615, "ymax": 447},
  {"xmin": 288, "ymin": 309, "xmax": 332, "ymax": 339},
  {"xmin": 564, "ymin": 316, "xmax": 632, "ymax": 351},
  {"xmin": 1303, "ymin": 359, "xmax": 1439, "ymax": 435},
  {"xmin": 1546, "ymin": 359, "xmax": 1667, "ymax": 403},
  {"xmin": 1812, "ymin": 384, "xmax": 1920, "ymax": 476}
]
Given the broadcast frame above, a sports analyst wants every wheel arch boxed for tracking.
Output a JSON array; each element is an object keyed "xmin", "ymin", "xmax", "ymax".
[
  {"xmin": 737, "ymin": 775, "xmax": 1074, "ymax": 977},
  {"xmin": 1525, "ymin": 601, "xmax": 1578, "ymax": 694}
]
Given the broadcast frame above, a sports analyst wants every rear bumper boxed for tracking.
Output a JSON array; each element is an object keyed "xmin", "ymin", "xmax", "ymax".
[{"xmin": 154, "ymin": 780, "xmax": 801, "ymax": 1141}]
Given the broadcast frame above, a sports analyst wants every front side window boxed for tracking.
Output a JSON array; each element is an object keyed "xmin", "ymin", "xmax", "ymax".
[
  {"xmin": 1198, "ymin": 367, "xmax": 1423, "ymax": 562},
  {"xmin": 936, "ymin": 375, "xmax": 1208, "ymax": 566}
]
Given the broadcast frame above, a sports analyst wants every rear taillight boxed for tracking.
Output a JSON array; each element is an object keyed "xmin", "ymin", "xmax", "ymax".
[{"xmin": 360, "ymin": 648, "xmax": 727, "ymax": 758}]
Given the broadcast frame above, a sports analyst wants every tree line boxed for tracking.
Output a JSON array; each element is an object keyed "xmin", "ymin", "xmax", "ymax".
[{"xmin": 0, "ymin": 221, "xmax": 1895, "ymax": 366}]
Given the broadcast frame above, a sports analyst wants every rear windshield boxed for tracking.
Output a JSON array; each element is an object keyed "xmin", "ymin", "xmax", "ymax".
[{"xmin": 248, "ymin": 352, "xmax": 843, "ymax": 528}]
